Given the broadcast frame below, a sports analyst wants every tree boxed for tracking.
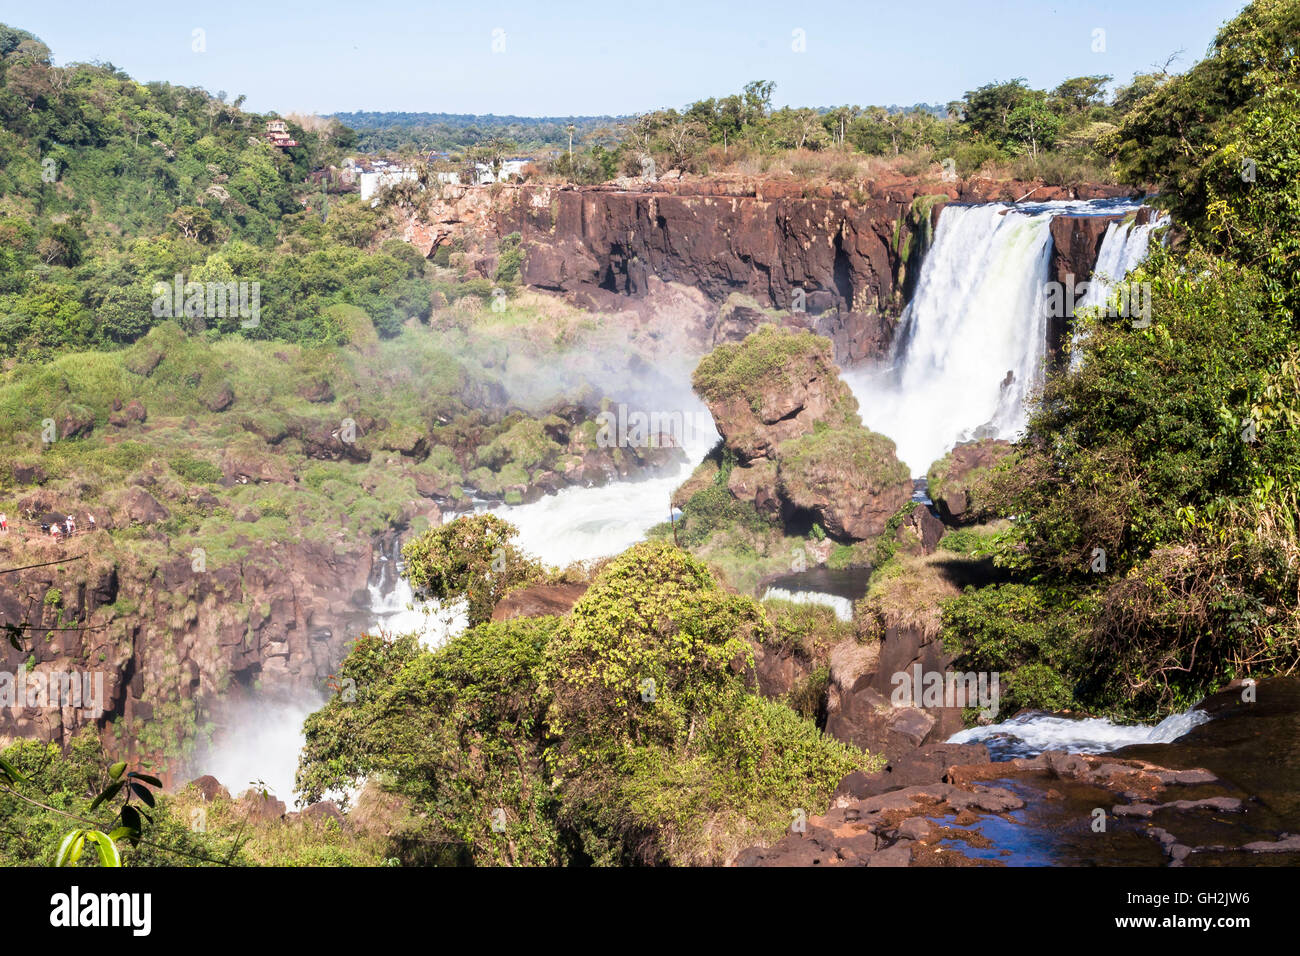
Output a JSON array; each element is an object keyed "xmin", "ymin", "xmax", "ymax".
[
  {"xmin": 660, "ymin": 115, "xmax": 708, "ymax": 169},
  {"xmin": 961, "ymin": 78, "xmax": 1031, "ymax": 145},
  {"xmin": 401, "ymin": 513, "xmax": 542, "ymax": 626},
  {"xmin": 168, "ymin": 205, "xmax": 217, "ymax": 243},
  {"xmin": 826, "ymin": 105, "xmax": 861, "ymax": 146},
  {"xmin": 742, "ymin": 80, "xmax": 776, "ymax": 122},
  {"xmin": 772, "ymin": 108, "xmax": 830, "ymax": 150},
  {"xmin": 1007, "ymin": 91, "xmax": 1063, "ymax": 156},
  {"xmin": 1110, "ymin": 71, "xmax": 1170, "ymax": 116},
  {"xmin": 1051, "ymin": 75, "xmax": 1112, "ymax": 113},
  {"xmin": 472, "ymin": 135, "xmax": 517, "ymax": 181}
]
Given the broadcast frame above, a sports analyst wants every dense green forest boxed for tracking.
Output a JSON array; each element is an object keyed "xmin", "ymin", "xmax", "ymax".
[{"xmin": 330, "ymin": 110, "xmax": 622, "ymax": 154}]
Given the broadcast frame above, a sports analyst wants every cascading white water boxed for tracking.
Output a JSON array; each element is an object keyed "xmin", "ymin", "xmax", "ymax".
[
  {"xmin": 1069, "ymin": 212, "xmax": 1171, "ymax": 369},
  {"xmin": 843, "ymin": 199, "xmax": 1147, "ymax": 476},
  {"xmin": 486, "ymin": 418, "xmax": 720, "ymax": 567},
  {"xmin": 947, "ymin": 704, "xmax": 1211, "ymax": 761},
  {"xmin": 760, "ymin": 586, "xmax": 854, "ymax": 622}
]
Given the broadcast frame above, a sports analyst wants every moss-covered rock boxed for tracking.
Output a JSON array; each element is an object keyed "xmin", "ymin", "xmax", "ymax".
[
  {"xmin": 777, "ymin": 427, "xmax": 912, "ymax": 541},
  {"xmin": 926, "ymin": 438, "xmax": 1013, "ymax": 525},
  {"xmin": 692, "ymin": 326, "xmax": 858, "ymax": 460}
]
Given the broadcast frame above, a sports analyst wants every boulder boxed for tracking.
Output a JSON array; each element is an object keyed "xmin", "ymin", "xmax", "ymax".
[
  {"xmin": 693, "ymin": 326, "xmax": 912, "ymax": 541},
  {"xmin": 693, "ymin": 326, "xmax": 852, "ymax": 463},
  {"xmin": 188, "ymin": 774, "xmax": 231, "ymax": 802},
  {"xmin": 119, "ymin": 486, "xmax": 169, "ymax": 525},
  {"xmin": 927, "ymin": 439, "xmax": 1013, "ymax": 525},
  {"xmin": 202, "ymin": 382, "xmax": 235, "ymax": 412},
  {"xmin": 776, "ymin": 428, "xmax": 912, "ymax": 540},
  {"xmin": 108, "ymin": 399, "xmax": 148, "ymax": 427},
  {"xmin": 491, "ymin": 582, "xmax": 589, "ymax": 621},
  {"xmin": 57, "ymin": 405, "xmax": 95, "ymax": 440},
  {"xmin": 298, "ymin": 378, "xmax": 335, "ymax": 404}
]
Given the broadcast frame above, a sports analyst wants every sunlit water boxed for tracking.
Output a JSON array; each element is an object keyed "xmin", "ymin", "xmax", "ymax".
[
  {"xmin": 947, "ymin": 704, "xmax": 1212, "ymax": 761},
  {"xmin": 843, "ymin": 199, "xmax": 1150, "ymax": 476}
]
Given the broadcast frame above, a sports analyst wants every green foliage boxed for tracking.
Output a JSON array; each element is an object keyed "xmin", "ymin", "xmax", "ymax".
[
  {"xmin": 940, "ymin": 583, "xmax": 1093, "ymax": 714},
  {"xmin": 675, "ymin": 481, "xmax": 774, "ymax": 548},
  {"xmin": 494, "ymin": 232, "xmax": 525, "ymax": 285},
  {"xmin": 400, "ymin": 513, "xmax": 543, "ymax": 626},
  {"xmin": 1110, "ymin": 0, "xmax": 1300, "ymax": 288},
  {"xmin": 299, "ymin": 541, "xmax": 873, "ymax": 865},
  {"xmin": 169, "ymin": 452, "xmax": 222, "ymax": 485},
  {"xmin": 298, "ymin": 622, "xmax": 564, "ymax": 865}
]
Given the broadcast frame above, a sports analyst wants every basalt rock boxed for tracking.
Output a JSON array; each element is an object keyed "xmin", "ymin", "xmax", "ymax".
[
  {"xmin": 410, "ymin": 174, "xmax": 1138, "ymax": 366},
  {"xmin": 0, "ymin": 523, "xmax": 378, "ymax": 777},
  {"xmin": 694, "ymin": 326, "xmax": 912, "ymax": 541},
  {"xmin": 927, "ymin": 439, "xmax": 1013, "ymax": 526},
  {"xmin": 491, "ymin": 582, "xmax": 589, "ymax": 622},
  {"xmin": 117, "ymin": 486, "xmax": 170, "ymax": 525},
  {"xmin": 1046, "ymin": 213, "xmax": 1128, "ymax": 360},
  {"xmin": 824, "ymin": 625, "xmax": 967, "ymax": 761}
]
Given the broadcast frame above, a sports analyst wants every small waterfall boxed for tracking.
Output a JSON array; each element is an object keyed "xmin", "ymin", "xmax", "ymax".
[
  {"xmin": 1069, "ymin": 212, "xmax": 1170, "ymax": 369},
  {"xmin": 760, "ymin": 586, "xmax": 854, "ymax": 622},
  {"xmin": 947, "ymin": 704, "xmax": 1212, "ymax": 761},
  {"xmin": 844, "ymin": 199, "xmax": 1146, "ymax": 476},
  {"xmin": 367, "ymin": 535, "xmax": 467, "ymax": 648}
]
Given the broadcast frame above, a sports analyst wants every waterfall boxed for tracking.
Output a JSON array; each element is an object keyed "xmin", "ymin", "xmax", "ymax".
[
  {"xmin": 947, "ymin": 703, "xmax": 1211, "ymax": 761},
  {"xmin": 367, "ymin": 536, "xmax": 468, "ymax": 649},
  {"xmin": 1069, "ymin": 212, "xmax": 1171, "ymax": 369},
  {"xmin": 843, "ymin": 199, "xmax": 1147, "ymax": 476}
]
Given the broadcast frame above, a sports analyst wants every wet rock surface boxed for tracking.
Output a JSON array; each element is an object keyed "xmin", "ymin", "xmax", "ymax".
[{"xmin": 741, "ymin": 678, "xmax": 1300, "ymax": 866}]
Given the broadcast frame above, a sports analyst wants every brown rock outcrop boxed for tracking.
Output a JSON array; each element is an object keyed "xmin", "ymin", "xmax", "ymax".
[
  {"xmin": 491, "ymin": 582, "xmax": 589, "ymax": 621},
  {"xmin": 926, "ymin": 438, "xmax": 1013, "ymax": 526},
  {"xmin": 693, "ymin": 326, "xmax": 912, "ymax": 542}
]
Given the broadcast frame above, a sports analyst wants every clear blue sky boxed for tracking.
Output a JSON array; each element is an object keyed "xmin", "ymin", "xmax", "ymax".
[{"xmin": 8, "ymin": 0, "xmax": 1249, "ymax": 116}]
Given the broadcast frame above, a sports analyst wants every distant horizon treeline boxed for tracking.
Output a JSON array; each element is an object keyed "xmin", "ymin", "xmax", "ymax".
[{"xmin": 326, "ymin": 104, "xmax": 950, "ymax": 156}]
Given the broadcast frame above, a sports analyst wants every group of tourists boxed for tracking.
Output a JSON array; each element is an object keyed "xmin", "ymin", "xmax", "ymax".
[{"xmin": 0, "ymin": 511, "xmax": 96, "ymax": 538}]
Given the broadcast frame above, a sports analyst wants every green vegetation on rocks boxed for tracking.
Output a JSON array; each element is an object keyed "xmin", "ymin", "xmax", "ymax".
[{"xmin": 297, "ymin": 541, "xmax": 873, "ymax": 865}]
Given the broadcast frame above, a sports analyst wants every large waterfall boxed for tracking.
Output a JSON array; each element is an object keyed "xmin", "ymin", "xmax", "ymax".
[{"xmin": 844, "ymin": 199, "xmax": 1151, "ymax": 476}]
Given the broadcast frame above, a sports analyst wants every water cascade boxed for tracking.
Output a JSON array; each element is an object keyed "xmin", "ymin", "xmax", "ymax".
[
  {"xmin": 844, "ymin": 199, "xmax": 1151, "ymax": 476},
  {"xmin": 1069, "ymin": 212, "xmax": 1171, "ymax": 368},
  {"xmin": 947, "ymin": 704, "xmax": 1211, "ymax": 761}
]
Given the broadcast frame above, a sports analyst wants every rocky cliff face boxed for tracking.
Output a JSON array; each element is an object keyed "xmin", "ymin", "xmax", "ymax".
[
  {"xmin": 405, "ymin": 174, "xmax": 1140, "ymax": 367},
  {"xmin": 0, "ymin": 531, "xmax": 378, "ymax": 782}
]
